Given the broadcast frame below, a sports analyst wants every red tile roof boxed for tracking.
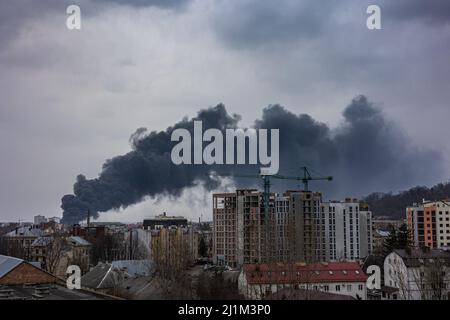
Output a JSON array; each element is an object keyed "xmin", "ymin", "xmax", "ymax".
[{"xmin": 243, "ymin": 262, "xmax": 367, "ymax": 285}]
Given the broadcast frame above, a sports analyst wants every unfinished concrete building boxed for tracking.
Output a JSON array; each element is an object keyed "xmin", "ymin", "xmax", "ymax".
[{"xmin": 213, "ymin": 190, "xmax": 373, "ymax": 268}]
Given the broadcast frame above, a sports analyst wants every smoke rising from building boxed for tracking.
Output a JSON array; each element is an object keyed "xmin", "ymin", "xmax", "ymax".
[{"xmin": 61, "ymin": 96, "xmax": 443, "ymax": 224}]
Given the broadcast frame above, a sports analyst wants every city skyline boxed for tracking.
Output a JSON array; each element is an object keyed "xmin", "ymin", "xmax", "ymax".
[{"xmin": 1, "ymin": 0, "xmax": 450, "ymax": 222}]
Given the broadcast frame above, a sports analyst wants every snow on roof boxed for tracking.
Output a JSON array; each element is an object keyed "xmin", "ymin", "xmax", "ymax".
[
  {"xmin": 31, "ymin": 236, "xmax": 54, "ymax": 247},
  {"xmin": 375, "ymin": 229, "xmax": 390, "ymax": 237},
  {"xmin": 69, "ymin": 236, "xmax": 91, "ymax": 246},
  {"xmin": 4, "ymin": 226, "xmax": 44, "ymax": 237},
  {"xmin": 82, "ymin": 260, "xmax": 154, "ymax": 289},
  {"xmin": 0, "ymin": 255, "xmax": 23, "ymax": 278},
  {"xmin": 110, "ymin": 260, "xmax": 153, "ymax": 278}
]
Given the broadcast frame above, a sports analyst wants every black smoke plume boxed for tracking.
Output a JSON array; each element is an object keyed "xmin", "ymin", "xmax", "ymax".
[{"xmin": 61, "ymin": 96, "xmax": 443, "ymax": 224}]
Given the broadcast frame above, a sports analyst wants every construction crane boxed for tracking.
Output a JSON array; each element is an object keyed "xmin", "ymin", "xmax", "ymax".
[
  {"xmin": 212, "ymin": 166, "xmax": 333, "ymax": 222},
  {"xmin": 274, "ymin": 166, "xmax": 333, "ymax": 191},
  {"xmin": 211, "ymin": 167, "xmax": 333, "ymax": 262}
]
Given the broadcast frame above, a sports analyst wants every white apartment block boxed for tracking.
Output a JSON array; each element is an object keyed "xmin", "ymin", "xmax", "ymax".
[
  {"xmin": 33, "ymin": 215, "xmax": 47, "ymax": 225},
  {"xmin": 434, "ymin": 201, "xmax": 450, "ymax": 248},
  {"xmin": 384, "ymin": 248, "xmax": 450, "ymax": 300},
  {"xmin": 321, "ymin": 199, "xmax": 373, "ymax": 261}
]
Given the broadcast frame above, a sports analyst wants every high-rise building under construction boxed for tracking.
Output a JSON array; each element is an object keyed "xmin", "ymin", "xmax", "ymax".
[{"xmin": 213, "ymin": 189, "xmax": 372, "ymax": 268}]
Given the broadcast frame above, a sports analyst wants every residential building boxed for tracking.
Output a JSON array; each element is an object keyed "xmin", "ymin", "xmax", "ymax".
[
  {"xmin": 384, "ymin": 248, "xmax": 450, "ymax": 300},
  {"xmin": 81, "ymin": 260, "xmax": 153, "ymax": 295},
  {"xmin": 321, "ymin": 198, "xmax": 373, "ymax": 261},
  {"xmin": 407, "ymin": 200, "xmax": 450, "ymax": 249},
  {"xmin": 238, "ymin": 261, "xmax": 367, "ymax": 300},
  {"xmin": 213, "ymin": 189, "xmax": 373, "ymax": 268},
  {"xmin": 30, "ymin": 235, "xmax": 91, "ymax": 276},
  {"xmin": 286, "ymin": 191, "xmax": 325, "ymax": 263},
  {"xmin": 48, "ymin": 217, "xmax": 61, "ymax": 224},
  {"xmin": 34, "ymin": 215, "xmax": 47, "ymax": 225},
  {"xmin": 0, "ymin": 254, "xmax": 57, "ymax": 286},
  {"xmin": 213, "ymin": 189, "xmax": 279, "ymax": 268},
  {"xmin": 0, "ymin": 254, "xmax": 112, "ymax": 300},
  {"xmin": 150, "ymin": 226, "xmax": 197, "ymax": 272},
  {"xmin": 0, "ymin": 226, "xmax": 44, "ymax": 260},
  {"xmin": 143, "ymin": 212, "xmax": 188, "ymax": 230}
]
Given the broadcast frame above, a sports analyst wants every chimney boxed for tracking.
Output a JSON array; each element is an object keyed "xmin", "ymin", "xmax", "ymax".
[
  {"xmin": 129, "ymin": 229, "xmax": 133, "ymax": 260},
  {"xmin": 87, "ymin": 209, "xmax": 91, "ymax": 228}
]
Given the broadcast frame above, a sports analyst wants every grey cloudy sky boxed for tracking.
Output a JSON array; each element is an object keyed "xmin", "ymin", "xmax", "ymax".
[{"xmin": 0, "ymin": 0, "xmax": 449, "ymax": 222}]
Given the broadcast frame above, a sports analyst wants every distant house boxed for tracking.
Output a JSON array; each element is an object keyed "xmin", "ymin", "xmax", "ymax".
[
  {"xmin": 265, "ymin": 288, "xmax": 355, "ymax": 300},
  {"xmin": 143, "ymin": 213, "xmax": 188, "ymax": 230},
  {"xmin": 31, "ymin": 236, "xmax": 91, "ymax": 277},
  {"xmin": 81, "ymin": 259, "xmax": 153, "ymax": 294},
  {"xmin": 0, "ymin": 254, "xmax": 57, "ymax": 286},
  {"xmin": 0, "ymin": 226, "xmax": 44, "ymax": 260},
  {"xmin": 0, "ymin": 254, "xmax": 114, "ymax": 300},
  {"xmin": 238, "ymin": 261, "xmax": 368, "ymax": 300},
  {"xmin": 384, "ymin": 248, "xmax": 450, "ymax": 300}
]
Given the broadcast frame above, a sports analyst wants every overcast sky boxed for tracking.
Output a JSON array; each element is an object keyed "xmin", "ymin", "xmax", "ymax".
[{"xmin": 0, "ymin": 0, "xmax": 449, "ymax": 222}]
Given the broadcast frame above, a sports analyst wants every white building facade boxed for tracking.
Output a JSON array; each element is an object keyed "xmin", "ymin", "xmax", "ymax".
[
  {"xmin": 384, "ymin": 249, "xmax": 450, "ymax": 300},
  {"xmin": 238, "ymin": 261, "xmax": 368, "ymax": 300},
  {"xmin": 321, "ymin": 199, "xmax": 373, "ymax": 261}
]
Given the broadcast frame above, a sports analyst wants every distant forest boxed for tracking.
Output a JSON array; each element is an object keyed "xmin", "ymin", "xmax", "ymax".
[{"xmin": 364, "ymin": 181, "xmax": 450, "ymax": 219}]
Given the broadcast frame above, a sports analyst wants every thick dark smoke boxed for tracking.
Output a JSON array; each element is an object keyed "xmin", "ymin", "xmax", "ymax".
[{"xmin": 61, "ymin": 96, "xmax": 443, "ymax": 224}]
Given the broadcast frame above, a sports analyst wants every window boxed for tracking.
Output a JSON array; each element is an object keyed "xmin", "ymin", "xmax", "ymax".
[
  {"xmin": 358, "ymin": 284, "xmax": 363, "ymax": 290},
  {"xmin": 335, "ymin": 285, "xmax": 340, "ymax": 291}
]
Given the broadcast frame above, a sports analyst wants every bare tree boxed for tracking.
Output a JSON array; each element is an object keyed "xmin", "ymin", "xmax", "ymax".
[{"xmin": 45, "ymin": 235, "xmax": 64, "ymax": 275}]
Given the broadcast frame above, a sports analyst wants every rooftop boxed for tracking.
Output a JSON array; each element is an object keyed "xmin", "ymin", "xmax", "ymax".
[
  {"xmin": 69, "ymin": 236, "xmax": 91, "ymax": 246},
  {"xmin": 82, "ymin": 260, "xmax": 153, "ymax": 289},
  {"xmin": 243, "ymin": 262, "xmax": 367, "ymax": 285},
  {"xmin": 31, "ymin": 236, "xmax": 54, "ymax": 247},
  {"xmin": 0, "ymin": 255, "xmax": 23, "ymax": 278},
  {"xmin": 265, "ymin": 288, "xmax": 356, "ymax": 300},
  {"xmin": 393, "ymin": 248, "xmax": 450, "ymax": 267},
  {"xmin": 3, "ymin": 226, "xmax": 44, "ymax": 238},
  {"xmin": 145, "ymin": 212, "xmax": 187, "ymax": 221},
  {"xmin": 0, "ymin": 283, "xmax": 113, "ymax": 300}
]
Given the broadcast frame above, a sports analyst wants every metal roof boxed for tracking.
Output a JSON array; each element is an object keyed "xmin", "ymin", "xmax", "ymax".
[
  {"xmin": 4, "ymin": 227, "xmax": 44, "ymax": 237},
  {"xmin": 0, "ymin": 255, "xmax": 23, "ymax": 278},
  {"xmin": 69, "ymin": 236, "xmax": 91, "ymax": 246},
  {"xmin": 393, "ymin": 248, "xmax": 450, "ymax": 267},
  {"xmin": 31, "ymin": 236, "xmax": 54, "ymax": 247},
  {"xmin": 243, "ymin": 262, "xmax": 368, "ymax": 284}
]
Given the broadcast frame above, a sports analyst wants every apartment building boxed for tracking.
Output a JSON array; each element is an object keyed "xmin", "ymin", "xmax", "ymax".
[
  {"xmin": 407, "ymin": 200, "xmax": 450, "ymax": 249},
  {"xmin": 321, "ymin": 199, "xmax": 373, "ymax": 261},
  {"xmin": 384, "ymin": 248, "xmax": 450, "ymax": 300},
  {"xmin": 285, "ymin": 191, "xmax": 325, "ymax": 263},
  {"xmin": 213, "ymin": 189, "xmax": 373, "ymax": 268},
  {"xmin": 238, "ymin": 261, "xmax": 368, "ymax": 300}
]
